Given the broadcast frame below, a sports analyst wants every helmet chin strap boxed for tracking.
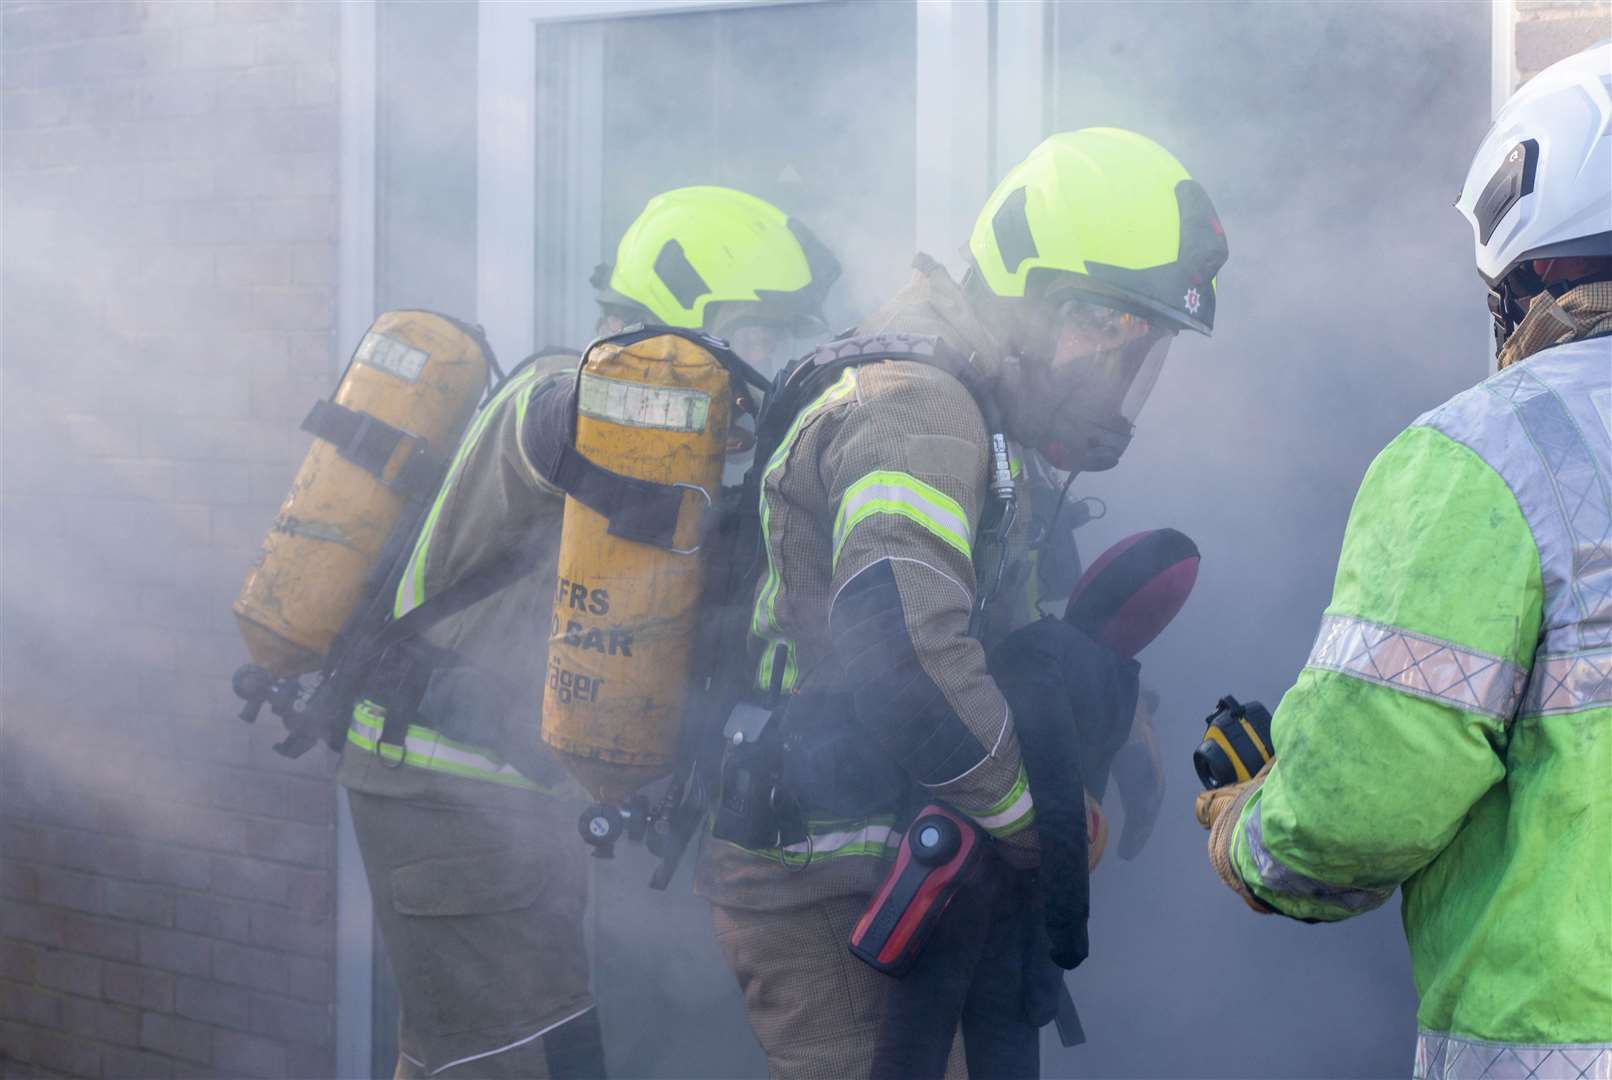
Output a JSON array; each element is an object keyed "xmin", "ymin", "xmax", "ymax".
[{"xmin": 1490, "ymin": 262, "xmax": 1612, "ymax": 358}]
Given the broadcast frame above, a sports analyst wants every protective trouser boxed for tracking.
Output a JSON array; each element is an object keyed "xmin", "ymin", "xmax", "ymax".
[
  {"xmin": 348, "ymin": 790, "xmax": 604, "ymax": 1079},
  {"xmin": 870, "ymin": 866, "xmax": 1056, "ymax": 1080},
  {"xmin": 712, "ymin": 894, "xmax": 965, "ymax": 1080}
]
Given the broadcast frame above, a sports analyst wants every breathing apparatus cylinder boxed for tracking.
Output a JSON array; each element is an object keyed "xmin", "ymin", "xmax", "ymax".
[
  {"xmin": 541, "ymin": 332, "xmax": 731, "ymax": 808},
  {"xmin": 233, "ymin": 311, "xmax": 490, "ymax": 677},
  {"xmin": 1193, "ymin": 694, "xmax": 1274, "ymax": 789}
]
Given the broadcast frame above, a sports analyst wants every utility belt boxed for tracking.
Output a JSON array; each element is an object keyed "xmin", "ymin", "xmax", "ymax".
[
  {"xmin": 712, "ymin": 690, "xmax": 913, "ymax": 854},
  {"xmin": 354, "ymin": 638, "xmax": 566, "ymax": 790}
]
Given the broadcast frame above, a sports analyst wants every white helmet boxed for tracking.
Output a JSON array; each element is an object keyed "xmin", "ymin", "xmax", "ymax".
[{"xmin": 1457, "ymin": 40, "xmax": 1612, "ymax": 350}]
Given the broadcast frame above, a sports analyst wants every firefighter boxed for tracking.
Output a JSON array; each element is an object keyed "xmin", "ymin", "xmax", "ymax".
[
  {"xmin": 697, "ymin": 128, "xmax": 1229, "ymax": 1078},
  {"xmin": 1194, "ymin": 43, "xmax": 1612, "ymax": 1076},
  {"xmin": 338, "ymin": 186, "xmax": 839, "ymax": 1079}
]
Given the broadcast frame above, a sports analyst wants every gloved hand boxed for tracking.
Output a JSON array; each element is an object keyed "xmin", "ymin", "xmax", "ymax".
[{"xmin": 1193, "ymin": 760, "xmax": 1274, "ymax": 914}]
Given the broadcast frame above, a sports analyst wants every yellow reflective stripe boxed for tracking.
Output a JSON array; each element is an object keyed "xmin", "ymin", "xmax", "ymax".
[
  {"xmin": 965, "ymin": 766, "xmax": 1036, "ymax": 837},
  {"xmin": 751, "ymin": 368, "xmax": 859, "ymax": 691},
  {"xmin": 395, "ymin": 366, "xmax": 549, "ymax": 618},
  {"xmin": 348, "ymin": 702, "xmax": 539, "ymax": 791},
  {"xmin": 755, "ymin": 640, "xmax": 799, "ymax": 698},
  {"xmin": 728, "ymin": 816, "xmax": 898, "ymax": 866},
  {"xmin": 832, "ymin": 470, "xmax": 971, "ymax": 568}
]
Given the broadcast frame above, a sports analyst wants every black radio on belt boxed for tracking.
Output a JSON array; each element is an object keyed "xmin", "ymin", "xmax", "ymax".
[
  {"xmin": 1193, "ymin": 694, "xmax": 1274, "ymax": 789},
  {"xmin": 712, "ymin": 704, "xmax": 785, "ymax": 849},
  {"xmin": 849, "ymin": 804, "xmax": 987, "ymax": 977}
]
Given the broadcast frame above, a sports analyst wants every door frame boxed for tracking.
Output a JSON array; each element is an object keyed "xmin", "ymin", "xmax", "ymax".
[
  {"xmin": 336, "ymin": 2, "xmax": 377, "ymax": 1077},
  {"xmin": 473, "ymin": 0, "xmax": 1049, "ymax": 363}
]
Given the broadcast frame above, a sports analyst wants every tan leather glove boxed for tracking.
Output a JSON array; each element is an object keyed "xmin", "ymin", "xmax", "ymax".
[{"xmin": 1194, "ymin": 760, "xmax": 1274, "ymax": 914}]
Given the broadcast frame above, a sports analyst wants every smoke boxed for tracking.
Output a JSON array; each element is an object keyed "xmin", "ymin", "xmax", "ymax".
[
  {"xmin": 1, "ymin": 0, "xmax": 1495, "ymax": 1077},
  {"xmin": 1039, "ymin": 2, "xmax": 1490, "ymax": 1076}
]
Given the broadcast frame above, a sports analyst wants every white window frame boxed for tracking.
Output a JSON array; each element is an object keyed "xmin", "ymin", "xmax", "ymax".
[
  {"xmin": 474, "ymin": 0, "xmax": 1046, "ymax": 363},
  {"xmin": 336, "ymin": 4, "xmax": 377, "ymax": 1078},
  {"xmin": 1490, "ymin": 0, "xmax": 1515, "ymax": 118}
]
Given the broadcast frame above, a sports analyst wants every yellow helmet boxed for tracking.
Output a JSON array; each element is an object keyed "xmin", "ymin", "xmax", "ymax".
[
  {"xmin": 594, "ymin": 186, "xmax": 840, "ymax": 332},
  {"xmin": 969, "ymin": 129, "xmax": 1228, "ymax": 335}
]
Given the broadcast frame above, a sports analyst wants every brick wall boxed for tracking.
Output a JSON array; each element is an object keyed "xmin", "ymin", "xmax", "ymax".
[
  {"xmin": 1, "ymin": 2, "xmax": 342, "ymax": 1076},
  {"xmin": 1512, "ymin": 0, "xmax": 1612, "ymax": 85}
]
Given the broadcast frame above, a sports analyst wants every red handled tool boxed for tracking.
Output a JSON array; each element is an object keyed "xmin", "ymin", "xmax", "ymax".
[{"xmin": 850, "ymin": 804, "xmax": 987, "ymax": 977}]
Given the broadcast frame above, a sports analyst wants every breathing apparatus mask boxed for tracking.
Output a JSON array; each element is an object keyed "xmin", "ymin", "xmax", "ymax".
[{"xmin": 1002, "ymin": 291, "xmax": 1175, "ymax": 474}]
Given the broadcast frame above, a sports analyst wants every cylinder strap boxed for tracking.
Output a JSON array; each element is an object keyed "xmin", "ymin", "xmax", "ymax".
[
  {"xmin": 301, "ymin": 399, "xmax": 445, "ymax": 500},
  {"xmin": 547, "ymin": 439, "xmax": 697, "ymax": 551}
]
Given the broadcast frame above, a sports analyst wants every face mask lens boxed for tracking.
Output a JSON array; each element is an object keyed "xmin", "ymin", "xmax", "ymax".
[
  {"xmin": 1118, "ymin": 333, "xmax": 1173, "ymax": 424},
  {"xmin": 1053, "ymin": 297, "xmax": 1152, "ymax": 352}
]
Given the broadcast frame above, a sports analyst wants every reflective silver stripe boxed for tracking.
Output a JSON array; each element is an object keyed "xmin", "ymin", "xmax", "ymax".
[
  {"xmin": 778, "ymin": 823, "xmax": 896, "ymax": 858},
  {"xmin": 1521, "ymin": 647, "xmax": 1612, "ymax": 717},
  {"xmin": 348, "ymin": 704, "xmax": 538, "ymax": 790},
  {"xmin": 1422, "ymin": 341, "xmax": 1612, "ymax": 655},
  {"xmin": 832, "ymin": 471, "xmax": 972, "ymax": 564},
  {"xmin": 973, "ymin": 786, "xmax": 1035, "ymax": 837},
  {"xmin": 1307, "ymin": 614, "xmax": 1528, "ymax": 722},
  {"xmin": 1415, "ymin": 1031, "xmax": 1612, "ymax": 1079},
  {"xmin": 1486, "ymin": 357, "xmax": 1612, "ymax": 653},
  {"xmin": 1241, "ymin": 801, "xmax": 1393, "ymax": 913},
  {"xmin": 735, "ymin": 820, "xmax": 898, "ymax": 868}
]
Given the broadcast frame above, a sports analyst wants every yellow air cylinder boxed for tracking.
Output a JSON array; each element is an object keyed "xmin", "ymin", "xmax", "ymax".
[
  {"xmin": 234, "ymin": 311, "xmax": 489, "ymax": 676},
  {"xmin": 542, "ymin": 333, "xmax": 731, "ymax": 804}
]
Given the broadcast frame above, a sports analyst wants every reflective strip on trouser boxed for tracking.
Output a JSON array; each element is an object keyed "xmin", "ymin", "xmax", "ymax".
[
  {"xmin": 1305, "ymin": 614, "xmax": 1528, "ymax": 723},
  {"xmin": 963, "ymin": 764, "xmax": 1035, "ymax": 838},
  {"xmin": 753, "ymin": 368, "xmax": 860, "ymax": 692},
  {"xmin": 1237, "ymin": 800, "xmax": 1393, "ymax": 914},
  {"xmin": 348, "ymin": 701, "xmax": 538, "ymax": 790},
  {"xmin": 832, "ymin": 470, "xmax": 972, "ymax": 568},
  {"xmin": 732, "ymin": 817, "xmax": 897, "ymax": 868},
  {"xmin": 1414, "ymin": 1031, "xmax": 1612, "ymax": 1079}
]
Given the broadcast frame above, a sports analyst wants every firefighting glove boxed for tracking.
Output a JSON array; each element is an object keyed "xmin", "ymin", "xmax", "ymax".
[{"xmin": 1194, "ymin": 760, "xmax": 1274, "ymax": 914}]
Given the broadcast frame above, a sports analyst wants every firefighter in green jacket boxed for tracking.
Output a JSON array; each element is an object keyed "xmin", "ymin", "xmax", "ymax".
[
  {"xmin": 1196, "ymin": 43, "xmax": 1612, "ymax": 1076},
  {"xmin": 340, "ymin": 186, "xmax": 838, "ymax": 1079}
]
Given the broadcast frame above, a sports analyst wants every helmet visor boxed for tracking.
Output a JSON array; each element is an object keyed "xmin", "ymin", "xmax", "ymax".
[
  {"xmin": 1048, "ymin": 296, "xmax": 1175, "ymax": 426},
  {"xmin": 1117, "ymin": 332, "xmax": 1172, "ymax": 425}
]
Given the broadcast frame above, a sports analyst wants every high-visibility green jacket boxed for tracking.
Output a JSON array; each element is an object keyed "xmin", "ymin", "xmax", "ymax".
[{"xmin": 1228, "ymin": 314, "xmax": 1612, "ymax": 1074}]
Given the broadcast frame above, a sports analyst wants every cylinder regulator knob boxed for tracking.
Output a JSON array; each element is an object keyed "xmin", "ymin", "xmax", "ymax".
[{"xmin": 579, "ymin": 803, "xmax": 623, "ymax": 857}]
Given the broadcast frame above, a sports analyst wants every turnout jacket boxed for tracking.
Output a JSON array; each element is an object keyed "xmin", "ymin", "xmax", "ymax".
[
  {"xmin": 700, "ymin": 261, "xmax": 1043, "ymax": 910},
  {"xmin": 339, "ymin": 355, "xmax": 578, "ymax": 804},
  {"xmin": 1226, "ymin": 284, "xmax": 1612, "ymax": 1075}
]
